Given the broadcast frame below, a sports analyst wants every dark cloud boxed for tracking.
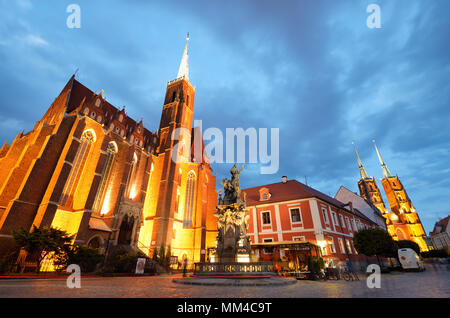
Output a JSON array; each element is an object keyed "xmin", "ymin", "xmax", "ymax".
[{"xmin": 0, "ymin": 0, "xmax": 449, "ymax": 233}]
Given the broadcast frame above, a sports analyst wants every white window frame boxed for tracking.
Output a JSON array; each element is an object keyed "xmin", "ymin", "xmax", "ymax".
[
  {"xmin": 292, "ymin": 236, "xmax": 306, "ymax": 242},
  {"xmin": 289, "ymin": 207, "xmax": 302, "ymax": 224},
  {"xmin": 261, "ymin": 210, "xmax": 272, "ymax": 227},
  {"xmin": 338, "ymin": 238, "xmax": 345, "ymax": 254},
  {"xmin": 345, "ymin": 216, "xmax": 352, "ymax": 231},
  {"xmin": 328, "ymin": 238, "xmax": 336, "ymax": 254},
  {"xmin": 262, "ymin": 238, "xmax": 273, "ymax": 254},
  {"xmin": 352, "ymin": 219, "xmax": 357, "ymax": 232},
  {"xmin": 321, "ymin": 207, "xmax": 330, "ymax": 225},
  {"xmin": 339, "ymin": 214, "xmax": 346, "ymax": 228},
  {"xmin": 331, "ymin": 212, "xmax": 338, "ymax": 226},
  {"xmin": 345, "ymin": 239, "xmax": 353, "ymax": 254}
]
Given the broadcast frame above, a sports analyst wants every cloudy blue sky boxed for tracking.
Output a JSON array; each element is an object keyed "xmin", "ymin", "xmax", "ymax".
[{"xmin": 0, "ymin": 0, "xmax": 449, "ymax": 233}]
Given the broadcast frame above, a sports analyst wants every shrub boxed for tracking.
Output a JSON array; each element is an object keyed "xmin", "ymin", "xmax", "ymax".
[
  {"xmin": 0, "ymin": 250, "xmax": 19, "ymax": 274},
  {"xmin": 106, "ymin": 250, "xmax": 147, "ymax": 273},
  {"xmin": 54, "ymin": 246, "xmax": 104, "ymax": 272},
  {"xmin": 420, "ymin": 249, "xmax": 449, "ymax": 258}
]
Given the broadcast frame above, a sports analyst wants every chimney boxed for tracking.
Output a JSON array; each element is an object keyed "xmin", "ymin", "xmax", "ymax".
[
  {"xmin": 344, "ymin": 201, "xmax": 353, "ymax": 212},
  {"xmin": 282, "ymin": 176, "xmax": 287, "ymax": 184}
]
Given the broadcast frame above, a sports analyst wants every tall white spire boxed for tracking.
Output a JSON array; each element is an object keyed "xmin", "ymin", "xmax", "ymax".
[
  {"xmin": 373, "ymin": 140, "xmax": 393, "ymax": 178},
  {"xmin": 177, "ymin": 32, "xmax": 189, "ymax": 81},
  {"xmin": 352, "ymin": 142, "xmax": 370, "ymax": 180}
]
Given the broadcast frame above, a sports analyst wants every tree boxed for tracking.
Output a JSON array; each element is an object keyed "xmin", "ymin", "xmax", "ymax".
[
  {"xmin": 159, "ymin": 243, "xmax": 166, "ymax": 266},
  {"xmin": 152, "ymin": 247, "xmax": 159, "ymax": 262},
  {"xmin": 353, "ymin": 228, "xmax": 397, "ymax": 266},
  {"xmin": 12, "ymin": 225, "xmax": 73, "ymax": 273},
  {"xmin": 165, "ymin": 245, "xmax": 172, "ymax": 267},
  {"xmin": 396, "ymin": 240, "xmax": 420, "ymax": 255}
]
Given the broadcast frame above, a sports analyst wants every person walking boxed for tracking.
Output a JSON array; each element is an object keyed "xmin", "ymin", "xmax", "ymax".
[
  {"xmin": 346, "ymin": 258, "xmax": 359, "ymax": 280},
  {"xmin": 183, "ymin": 256, "xmax": 188, "ymax": 277}
]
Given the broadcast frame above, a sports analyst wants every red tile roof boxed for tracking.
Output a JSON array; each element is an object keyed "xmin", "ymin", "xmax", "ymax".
[
  {"xmin": 242, "ymin": 179, "xmax": 343, "ymax": 207},
  {"xmin": 430, "ymin": 215, "xmax": 450, "ymax": 235},
  {"xmin": 242, "ymin": 179, "xmax": 376, "ymax": 224}
]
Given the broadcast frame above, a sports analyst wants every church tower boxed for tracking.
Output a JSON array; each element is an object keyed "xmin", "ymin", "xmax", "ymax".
[
  {"xmin": 353, "ymin": 142, "xmax": 388, "ymax": 215},
  {"xmin": 138, "ymin": 34, "xmax": 217, "ymax": 263},
  {"xmin": 373, "ymin": 141, "xmax": 429, "ymax": 251}
]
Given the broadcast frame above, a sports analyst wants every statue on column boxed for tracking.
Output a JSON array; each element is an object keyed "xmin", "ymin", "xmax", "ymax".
[{"xmin": 214, "ymin": 163, "xmax": 250, "ymax": 262}]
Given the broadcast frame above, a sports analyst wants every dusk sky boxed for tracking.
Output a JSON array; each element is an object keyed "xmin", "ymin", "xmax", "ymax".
[{"xmin": 0, "ymin": 0, "xmax": 449, "ymax": 234}]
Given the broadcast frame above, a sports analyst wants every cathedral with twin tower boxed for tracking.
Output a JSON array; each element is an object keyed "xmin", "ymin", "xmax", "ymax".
[
  {"xmin": 353, "ymin": 141, "xmax": 428, "ymax": 251},
  {"xmin": 0, "ymin": 35, "xmax": 218, "ymax": 267}
]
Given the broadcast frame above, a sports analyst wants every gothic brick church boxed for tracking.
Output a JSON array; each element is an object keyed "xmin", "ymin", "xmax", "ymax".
[{"xmin": 0, "ymin": 36, "xmax": 218, "ymax": 267}]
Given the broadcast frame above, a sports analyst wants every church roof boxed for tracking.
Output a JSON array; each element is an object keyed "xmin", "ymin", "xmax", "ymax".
[
  {"xmin": 335, "ymin": 185, "xmax": 384, "ymax": 224},
  {"xmin": 430, "ymin": 215, "xmax": 450, "ymax": 235},
  {"xmin": 65, "ymin": 78, "xmax": 157, "ymax": 145},
  {"xmin": 242, "ymin": 179, "xmax": 376, "ymax": 224}
]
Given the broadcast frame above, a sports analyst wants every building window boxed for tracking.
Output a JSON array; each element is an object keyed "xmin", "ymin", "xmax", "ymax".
[
  {"xmin": 293, "ymin": 236, "xmax": 305, "ymax": 242},
  {"xmin": 183, "ymin": 171, "xmax": 196, "ymax": 228},
  {"xmin": 125, "ymin": 153, "xmax": 138, "ymax": 199},
  {"xmin": 322, "ymin": 208, "xmax": 329, "ymax": 225},
  {"xmin": 328, "ymin": 238, "xmax": 336, "ymax": 253},
  {"xmin": 345, "ymin": 239, "xmax": 353, "ymax": 254},
  {"xmin": 352, "ymin": 219, "xmax": 357, "ymax": 231},
  {"xmin": 338, "ymin": 238, "xmax": 345, "ymax": 254},
  {"xmin": 339, "ymin": 214, "xmax": 346, "ymax": 228},
  {"xmin": 262, "ymin": 211, "xmax": 271, "ymax": 225},
  {"xmin": 345, "ymin": 216, "xmax": 352, "ymax": 231},
  {"xmin": 290, "ymin": 208, "xmax": 302, "ymax": 223},
  {"xmin": 262, "ymin": 194, "xmax": 268, "ymax": 200},
  {"xmin": 263, "ymin": 238, "xmax": 273, "ymax": 254},
  {"xmin": 59, "ymin": 130, "xmax": 94, "ymax": 206},
  {"xmin": 93, "ymin": 142, "xmax": 117, "ymax": 214},
  {"xmin": 331, "ymin": 212, "xmax": 339, "ymax": 226}
]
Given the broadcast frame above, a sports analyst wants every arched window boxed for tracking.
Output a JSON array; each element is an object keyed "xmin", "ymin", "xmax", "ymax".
[
  {"xmin": 59, "ymin": 130, "xmax": 95, "ymax": 206},
  {"xmin": 183, "ymin": 171, "xmax": 196, "ymax": 228},
  {"xmin": 126, "ymin": 153, "xmax": 138, "ymax": 199},
  {"xmin": 396, "ymin": 228, "xmax": 406, "ymax": 240},
  {"xmin": 93, "ymin": 142, "xmax": 117, "ymax": 213}
]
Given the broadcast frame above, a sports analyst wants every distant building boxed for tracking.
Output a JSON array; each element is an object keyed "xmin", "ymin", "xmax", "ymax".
[
  {"xmin": 427, "ymin": 216, "xmax": 450, "ymax": 250},
  {"xmin": 241, "ymin": 177, "xmax": 379, "ymax": 270},
  {"xmin": 335, "ymin": 186, "xmax": 387, "ymax": 230},
  {"xmin": 351, "ymin": 142, "xmax": 429, "ymax": 251}
]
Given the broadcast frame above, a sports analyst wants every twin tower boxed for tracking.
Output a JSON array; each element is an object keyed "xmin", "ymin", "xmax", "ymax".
[{"xmin": 353, "ymin": 141, "xmax": 428, "ymax": 251}]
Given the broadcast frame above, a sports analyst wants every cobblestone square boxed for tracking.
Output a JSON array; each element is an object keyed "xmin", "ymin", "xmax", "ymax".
[{"xmin": 0, "ymin": 264, "xmax": 448, "ymax": 298}]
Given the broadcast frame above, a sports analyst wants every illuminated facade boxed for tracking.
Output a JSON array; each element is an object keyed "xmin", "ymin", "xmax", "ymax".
[
  {"xmin": 242, "ymin": 178, "xmax": 380, "ymax": 267},
  {"xmin": 0, "ymin": 36, "xmax": 217, "ymax": 268},
  {"xmin": 352, "ymin": 142, "xmax": 429, "ymax": 251}
]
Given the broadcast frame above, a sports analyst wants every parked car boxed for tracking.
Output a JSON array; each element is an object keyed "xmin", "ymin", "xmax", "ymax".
[{"xmin": 398, "ymin": 248, "xmax": 425, "ymax": 271}]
